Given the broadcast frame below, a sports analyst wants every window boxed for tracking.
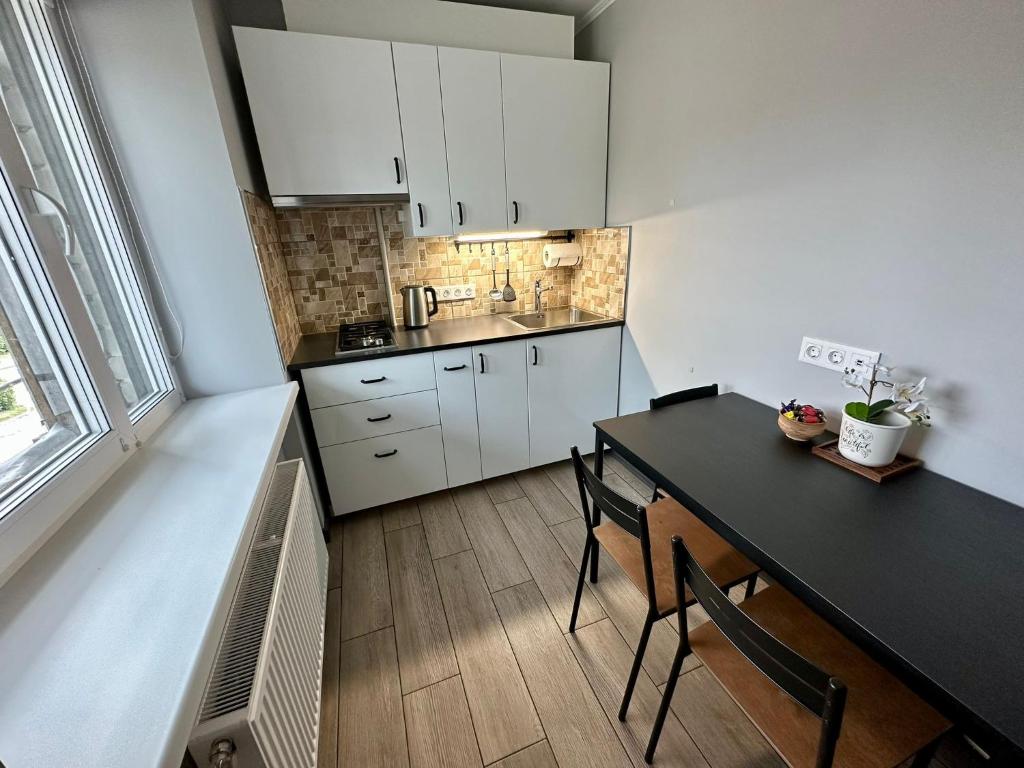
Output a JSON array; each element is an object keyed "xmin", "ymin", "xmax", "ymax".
[{"xmin": 0, "ymin": 0, "xmax": 178, "ymax": 579}]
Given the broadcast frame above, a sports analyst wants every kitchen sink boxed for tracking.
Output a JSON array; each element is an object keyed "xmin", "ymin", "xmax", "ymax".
[{"xmin": 504, "ymin": 307, "xmax": 608, "ymax": 330}]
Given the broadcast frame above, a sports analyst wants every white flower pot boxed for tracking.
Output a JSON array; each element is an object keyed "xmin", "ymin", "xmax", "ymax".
[{"xmin": 838, "ymin": 410, "xmax": 911, "ymax": 467}]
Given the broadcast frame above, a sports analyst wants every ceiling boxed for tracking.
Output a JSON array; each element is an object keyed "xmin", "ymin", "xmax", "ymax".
[{"xmin": 448, "ymin": 0, "xmax": 609, "ymax": 28}]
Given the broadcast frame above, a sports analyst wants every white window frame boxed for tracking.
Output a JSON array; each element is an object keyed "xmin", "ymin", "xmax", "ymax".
[{"xmin": 0, "ymin": 0, "xmax": 182, "ymax": 585}]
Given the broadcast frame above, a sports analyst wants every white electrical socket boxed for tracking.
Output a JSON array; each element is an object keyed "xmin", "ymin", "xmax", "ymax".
[
  {"xmin": 436, "ymin": 283, "xmax": 476, "ymax": 302},
  {"xmin": 798, "ymin": 336, "xmax": 880, "ymax": 374}
]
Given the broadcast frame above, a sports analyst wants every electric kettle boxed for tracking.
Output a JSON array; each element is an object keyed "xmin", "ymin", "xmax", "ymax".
[{"xmin": 400, "ymin": 284, "xmax": 438, "ymax": 329}]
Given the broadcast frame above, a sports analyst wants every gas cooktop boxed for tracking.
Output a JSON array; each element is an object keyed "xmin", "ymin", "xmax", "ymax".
[{"xmin": 335, "ymin": 320, "xmax": 396, "ymax": 357}]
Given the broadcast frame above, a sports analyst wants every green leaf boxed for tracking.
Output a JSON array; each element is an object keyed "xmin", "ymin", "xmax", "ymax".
[
  {"xmin": 867, "ymin": 399, "xmax": 894, "ymax": 419},
  {"xmin": 845, "ymin": 401, "xmax": 869, "ymax": 421}
]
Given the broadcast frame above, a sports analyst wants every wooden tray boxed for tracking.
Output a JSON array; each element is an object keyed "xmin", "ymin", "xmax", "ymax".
[{"xmin": 811, "ymin": 439, "xmax": 922, "ymax": 483}]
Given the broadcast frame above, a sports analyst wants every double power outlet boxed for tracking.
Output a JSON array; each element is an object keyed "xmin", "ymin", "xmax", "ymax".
[{"xmin": 798, "ymin": 337, "xmax": 880, "ymax": 375}]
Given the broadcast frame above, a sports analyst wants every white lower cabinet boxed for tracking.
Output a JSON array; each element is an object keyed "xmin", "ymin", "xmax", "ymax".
[
  {"xmin": 434, "ymin": 348, "xmax": 482, "ymax": 487},
  {"xmin": 310, "ymin": 389, "xmax": 439, "ymax": 448},
  {"xmin": 473, "ymin": 339, "xmax": 530, "ymax": 479},
  {"xmin": 320, "ymin": 426, "xmax": 448, "ymax": 515},
  {"xmin": 527, "ymin": 327, "xmax": 622, "ymax": 467}
]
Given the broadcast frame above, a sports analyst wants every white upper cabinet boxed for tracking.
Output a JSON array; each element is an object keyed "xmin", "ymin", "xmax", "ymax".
[
  {"xmin": 234, "ymin": 28, "xmax": 407, "ymax": 198},
  {"xmin": 527, "ymin": 327, "xmax": 621, "ymax": 467},
  {"xmin": 393, "ymin": 43, "xmax": 454, "ymax": 236},
  {"xmin": 437, "ymin": 47, "xmax": 509, "ymax": 234},
  {"xmin": 500, "ymin": 54, "xmax": 610, "ymax": 231}
]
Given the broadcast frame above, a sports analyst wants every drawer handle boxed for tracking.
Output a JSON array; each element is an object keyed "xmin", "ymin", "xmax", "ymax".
[
  {"xmin": 532, "ymin": 345, "xmax": 538, "ymax": 366},
  {"xmin": 367, "ymin": 414, "xmax": 392, "ymax": 423},
  {"xmin": 374, "ymin": 449, "xmax": 398, "ymax": 458},
  {"xmin": 478, "ymin": 353, "xmax": 485, "ymax": 374},
  {"xmin": 360, "ymin": 376, "xmax": 387, "ymax": 384},
  {"xmin": 443, "ymin": 364, "xmax": 467, "ymax": 372}
]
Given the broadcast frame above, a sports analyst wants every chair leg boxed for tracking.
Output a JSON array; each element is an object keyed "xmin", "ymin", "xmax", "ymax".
[
  {"xmin": 569, "ymin": 537, "xmax": 591, "ymax": 633},
  {"xmin": 618, "ymin": 614, "xmax": 655, "ymax": 721},
  {"xmin": 645, "ymin": 639, "xmax": 689, "ymax": 764},
  {"xmin": 589, "ymin": 539, "xmax": 600, "ymax": 583},
  {"xmin": 744, "ymin": 575, "xmax": 758, "ymax": 600},
  {"xmin": 910, "ymin": 738, "xmax": 941, "ymax": 768}
]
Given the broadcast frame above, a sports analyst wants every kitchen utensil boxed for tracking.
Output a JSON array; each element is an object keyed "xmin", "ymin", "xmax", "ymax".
[
  {"xmin": 488, "ymin": 255, "xmax": 503, "ymax": 300},
  {"xmin": 502, "ymin": 242, "xmax": 516, "ymax": 302},
  {"xmin": 400, "ymin": 284, "xmax": 438, "ymax": 329}
]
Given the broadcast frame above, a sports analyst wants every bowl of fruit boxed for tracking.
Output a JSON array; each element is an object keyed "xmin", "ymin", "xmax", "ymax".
[{"xmin": 778, "ymin": 400, "xmax": 827, "ymax": 441}]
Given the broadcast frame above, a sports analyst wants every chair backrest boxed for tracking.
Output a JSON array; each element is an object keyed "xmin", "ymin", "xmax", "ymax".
[
  {"xmin": 670, "ymin": 536, "xmax": 847, "ymax": 768},
  {"xmin": 571, "ymin": 447, "xmax": 660, "ymax": 607},
  {"xmin": 650, "ymin": 383, "xmax": 719, "ymax": 410}
]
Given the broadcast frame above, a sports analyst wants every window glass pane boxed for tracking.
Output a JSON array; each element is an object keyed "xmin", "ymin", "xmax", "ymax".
[
  {"xmin": 0, "ymin": 163, "xmax": 107, "ymax": 514},
  {"xmin": 0, "ymin": 2, "xmax": 172, "ymax": 417}
]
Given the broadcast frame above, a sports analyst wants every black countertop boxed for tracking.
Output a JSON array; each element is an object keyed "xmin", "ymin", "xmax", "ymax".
[
  {"xmin": 595, "ymin": 393, "xmax": 1024, "ymax": 758},
  {"xmin": 288, "ymin": 313, "xmax": 625, "ymax": 371}
]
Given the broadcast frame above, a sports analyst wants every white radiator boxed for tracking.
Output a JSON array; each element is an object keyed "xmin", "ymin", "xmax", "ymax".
[{"xmin": 189, "ymin": 459, "xmax": 329, "ymax": 768}]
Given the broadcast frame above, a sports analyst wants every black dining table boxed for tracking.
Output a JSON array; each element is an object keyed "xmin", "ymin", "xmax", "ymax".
[{"xmin": 593, "ymin": 392, "xmax": 1024, "ymax": 763}]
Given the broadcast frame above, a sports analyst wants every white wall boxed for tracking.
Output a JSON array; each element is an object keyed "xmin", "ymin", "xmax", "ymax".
[
  {"xmin": 284, "ymin": 0, "xmax": 574, "ymax": 58},
  {"xmin": 578, "ymin": 0, "xmax": 1024, "ymax": 505},
  {"xmin": 68, "ymin": 0, "xmax": 285, "ymax": 397}
]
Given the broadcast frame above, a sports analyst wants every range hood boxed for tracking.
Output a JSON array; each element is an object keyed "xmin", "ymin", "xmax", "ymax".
[{"xmin": 270, "ymin": 192, "xmax": 411, "ymax": 208}]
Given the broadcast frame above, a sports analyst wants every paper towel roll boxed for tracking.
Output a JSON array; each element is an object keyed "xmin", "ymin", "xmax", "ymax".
[{"xmin": 542, "ymin": 242, "xmax": 582, "ymax": 268}]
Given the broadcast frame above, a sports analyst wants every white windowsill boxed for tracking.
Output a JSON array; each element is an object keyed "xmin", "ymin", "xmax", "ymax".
[{"xmin": 0, "ymin": 382, "xmax": 298, "ymax": 768}]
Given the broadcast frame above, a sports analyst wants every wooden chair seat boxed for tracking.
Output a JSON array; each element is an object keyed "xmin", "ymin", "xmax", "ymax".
[
  {"xmin": 593, "ymin": 497, "xmax": 758, "ymax": 615},
  {"xmin": 689, "ymin": 586, "xmax": 951, "ymax": 768}
]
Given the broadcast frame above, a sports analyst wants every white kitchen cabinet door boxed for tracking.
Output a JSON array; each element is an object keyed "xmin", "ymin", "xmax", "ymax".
[
  {"xmin": 437, "ymin": 47, "xmax": 508, "ymax": 234},
  {"xmin": 393, "ymin": 43, "xmax": 453, "ymax": 236},
  {"xmin": 234, "ymin": 27, "xmax": 406, "ymax": 197},
  {"xmin": 473, "ymin": 340, "xmax": 529, "ymax": 479},
  {"xmin": 500, "ymin": 54, "xmax": 610, "ymax": 231},
  {"xmin": 527, "ymin": 327, "xmax": 621, "ymax": 467},
  {"xmin": 433, "ymin": 348, "xmax": 482, "ymax": 487}
]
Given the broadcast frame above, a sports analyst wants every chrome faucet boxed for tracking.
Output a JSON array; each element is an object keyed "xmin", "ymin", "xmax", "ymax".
[{"xmin": 534, "ymin": 280, "xmax": 552, "ymax": 312}]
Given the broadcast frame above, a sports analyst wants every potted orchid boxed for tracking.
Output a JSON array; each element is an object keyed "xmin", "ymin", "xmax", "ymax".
[{"xmin": 839, "ymin": 363, "xmax": 930, "ymax": 467}]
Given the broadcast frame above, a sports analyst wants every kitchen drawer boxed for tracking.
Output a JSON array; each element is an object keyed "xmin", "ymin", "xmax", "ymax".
[
  {"xmin": 310, "ymin": 389, "xmax": 440, "ymax": 447},
  {"xmin": 321, "ymin": 425, "xmax": 448, "ymax": 515},
  {"xmin": 302, "ymin": 353, "xmax": 436, "ymax": 409}
]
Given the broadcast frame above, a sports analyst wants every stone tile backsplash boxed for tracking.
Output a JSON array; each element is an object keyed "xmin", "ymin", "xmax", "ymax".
[{"xmin": 244, "ymin": 200, "xmax": 630, "ymax": 361}]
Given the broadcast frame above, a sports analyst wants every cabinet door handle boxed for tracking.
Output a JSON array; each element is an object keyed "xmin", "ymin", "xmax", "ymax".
[
  {"xmin": 360, "ymin": 376, "xmax": 387, "ymax": 384},
  {"xmin": 374, "ymin": 449, "xmax": 398, "ymax": 458},
  {"xmin": 512, "ymin": 200, "xmax": 520, "ymax": 225},
  {"xmin": 443, "ymin": 364, "xmax": 466, "ymax": 372},
  {"xmin": 457, "ymin": 201, "xmax": 464, "ymax": 226},
  {"xmin": 417, "ymin": 202, "xmax": 425, "ymax": 228},
  {"xmin": 478, "ymin": 353, "xmax": 485, "ymax": 374},
  {"xmin": 394, "ymin": 157, "xmax": 402, "ymax": 184},
  {"xmin": 531, "ymin": 345, "xmax": 538, "ymax": 366},
  {"xmin": 366, "ymin": 414, "xmax": 392, "ymax": 423}
]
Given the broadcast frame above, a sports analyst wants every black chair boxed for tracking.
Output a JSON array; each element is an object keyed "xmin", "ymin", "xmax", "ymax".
[
  {"xmin": 645, "ymin": 535, "xmax": 951, "ymax": 767},
  {"xmin": 649, "ymin": 383, "xmax": 719, "ymax": 410},
  {"xmin": 568, "ymin": 446, "xmax": 760, "ymax": 722}
]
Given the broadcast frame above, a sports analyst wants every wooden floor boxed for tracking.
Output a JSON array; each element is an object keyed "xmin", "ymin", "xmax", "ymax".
[{"xmin": 317, "ymin": 454, "xmax": 986, "ymax": 768}]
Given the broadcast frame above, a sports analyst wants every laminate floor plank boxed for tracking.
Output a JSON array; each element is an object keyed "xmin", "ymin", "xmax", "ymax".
[
  {"xmin": 605, "ymin": 452, "xmax": 656, "ymax": 498},
  {"xmin": 484, "ymin": 474, "xmax": 525, "ymax": 504},
  {"xmin": 602, "ymin": 471, "xmax": 650, "ymax": 507},
  {"xmin": 496, "ymin": 496, "xmax": 605, "ymax": 632},
  {"xmin": 404, "ymin": 676, "xmax": 482, "ymax": 768},
  {"xmin": 490, "ymin": 741, "xmax": 558, "ymax": 768},
  {"xmin": 433, "ymin": 551, "xmax": 543, "ymax": 764},
  {"xmin": 492, "ymin": 581, "xmax": 631, "ymax": 768},
  {"xmin": 385, "ymin": 525, "xmax": 459, "ymax": 694},
  {"xmin": 317, "ymin": 588, "xmax": 341, "ymax": 768},
  {"xmin": 514, "ymin": 467, "xmax": 579, "ymax": 525},
  {"xmin": 543, "ymin": 459, "xmax": 585, "ymax": 513},
  {"xmin": 658, "ymin": 667, "xmax": 784, "ymax": 768},
  {"xmin": 418, "ymin": 490, "xmax": 472, "ymax": 559},
  {"xmin": 338, "ymin": 627, "xmax": 409, "ymax": 768},
  {"xmin": 382, "ymin": 499, "xmax": 422, "ymax": 532},
  {"xmin": 451, "ymin": 484, "xmax": 531, "ymax": 592},
  {"xmin": 341, "ymin": 509, "xmax": 393, "ymax": 640},
  {"xmin": 567, "ymin": 619, "xmax": 709, "ymax": 768},
  {"xmin": 550, "ymin": 518, "xmax": 700, "ymax": 684},
  {"xmin": 327, "ymin": 520, "xmax": 343, "ymax": 590}
]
